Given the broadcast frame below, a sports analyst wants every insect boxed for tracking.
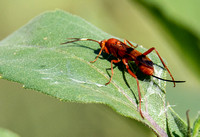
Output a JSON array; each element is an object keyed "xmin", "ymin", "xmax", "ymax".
[{"xmin": 61, "ymin": 38, "xmax": 185, "ymax": 119}]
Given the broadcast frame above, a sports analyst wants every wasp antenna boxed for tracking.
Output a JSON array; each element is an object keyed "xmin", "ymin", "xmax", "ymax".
[
  {"xmin": 152, "ymin": 75, "xmax": 186, "ymax": 83},
  {"xmin": 61, "ymin": 38, "xmax": 100, "ymax": 45},
  {"xmin": 61, "ymin": 38, "xmax": 82, "ymax": 45}
]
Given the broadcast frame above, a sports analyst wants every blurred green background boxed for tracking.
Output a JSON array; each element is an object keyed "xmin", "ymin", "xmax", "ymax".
[{"xmin": 0, "ymin": 0, "xmax": 199, "ymax": 136}]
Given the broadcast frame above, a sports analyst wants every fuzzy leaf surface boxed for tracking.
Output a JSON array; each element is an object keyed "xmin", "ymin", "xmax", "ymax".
[{"xmin": 0, "ymin": 10, "xmax": 187, "ymax": 136}]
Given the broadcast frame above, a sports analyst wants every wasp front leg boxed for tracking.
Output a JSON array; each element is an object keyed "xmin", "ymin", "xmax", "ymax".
[{"xmin": 90, "ymin": 40, "xmax": 106, "ymax": 63}]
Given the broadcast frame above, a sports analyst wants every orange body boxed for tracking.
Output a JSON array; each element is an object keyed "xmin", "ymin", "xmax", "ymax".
[
  {"xmin": 61, "ymin": 37, "xmax": 185, "ymax": 119},
  {"xmin": 101, "ymin": 38, "xmax": 154, "ymax": 76}
]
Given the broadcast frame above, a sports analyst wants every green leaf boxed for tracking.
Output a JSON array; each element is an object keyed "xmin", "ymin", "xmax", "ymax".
[
  {"xmin": 192, "ymin": 112, "xmax": 200, "ymax": 137},
  {"xmin": 0, "ymin": 10, "xmax": 186, "ymax": 136},
  {"xmin": 0, "ymin": 128, "xmax": 20, "ymax": 137},
  {"xmin": 167, "ymin": 107, "xmax": 188, "ymax": 136}
]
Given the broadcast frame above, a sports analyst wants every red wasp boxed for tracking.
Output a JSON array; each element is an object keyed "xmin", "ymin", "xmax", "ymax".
[{"xmin": 61, "ymin": 38, "xmax": 185, "ymax": 119}]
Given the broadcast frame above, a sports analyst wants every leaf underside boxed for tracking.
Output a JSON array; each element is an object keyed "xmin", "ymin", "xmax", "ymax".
[{"xmin": 0, "ymin": 10, "xmax": 187, "ymax": 136}]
